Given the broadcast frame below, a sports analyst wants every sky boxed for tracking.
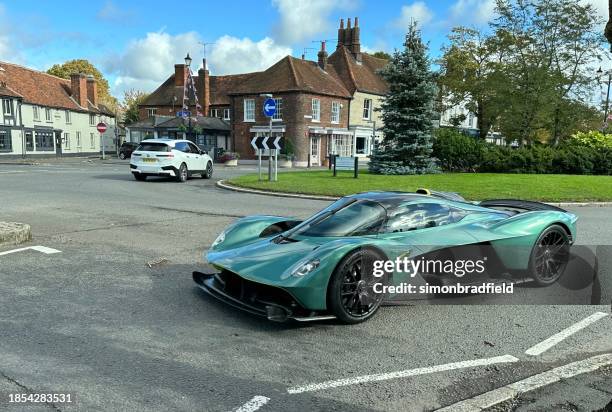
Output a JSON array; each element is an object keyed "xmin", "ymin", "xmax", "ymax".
[{"xmin": 0, "ymin": 0, "xmax": 608, "ymax": 100}]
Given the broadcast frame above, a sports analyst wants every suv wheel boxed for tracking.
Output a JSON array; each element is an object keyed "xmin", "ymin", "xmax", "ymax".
[
  {"xmin": 176, "ymin": 163, "xmax": 188, "ymax": 182},
  {"xmin": 202, "ymin": 162, "xmax": 213, "ymax": 179}
]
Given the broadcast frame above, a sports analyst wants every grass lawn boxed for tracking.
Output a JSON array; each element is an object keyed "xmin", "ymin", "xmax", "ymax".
[{"xmin": 228, "ymin": 171, "xmax": 612, "ymax": 202}]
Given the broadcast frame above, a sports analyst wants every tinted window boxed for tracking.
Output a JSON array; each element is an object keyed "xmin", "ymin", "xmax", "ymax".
[
  {"xmin": 188, "ymin": 143, "xmax": 200, "ymax": 154},
  {"xmin": 174, "ymin": 142, "xmax": 190, "ymax": 152},
  {"xmin": 136, "ymin": 143, "xmax": 169, "ymax": 152},
  {"xmin": 289, "ymin": 200, "xmax": 386, "ymax": 237},
  {"xmin": 384, "ymin": 203, "xmax": 455, "ymax": 233}
]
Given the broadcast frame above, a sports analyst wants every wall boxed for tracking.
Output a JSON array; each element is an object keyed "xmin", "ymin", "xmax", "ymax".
[
  {"xmin": 231, "ymin": 92, "xmax": 350, "ymax": 163},
  {"xmin": 349, "ymin": 91, "xmax": 383, "ymax": 128}
]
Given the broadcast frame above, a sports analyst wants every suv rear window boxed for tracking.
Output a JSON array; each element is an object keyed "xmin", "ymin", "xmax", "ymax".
[{"xmin": 136, "ymin": 143, "xmax": 169, "ymax": 152}]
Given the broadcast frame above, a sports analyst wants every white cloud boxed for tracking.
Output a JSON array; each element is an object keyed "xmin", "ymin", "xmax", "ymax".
[
  {"xmin": 394, "ymin": 2, "xmax": 434, "ymax": 28},
  {"xmin": 449, "ymin": 0, "xmax": 496, "ymax": 26},
  {"xmin": 0, "ymin": 4, "xmax": 15, "ymax": 61},
  {"xmin": 208, "ymin": 35, "xmax": 291, "ymax": 75},
  {"xmin": 271, "ymin": 0, "xmax": 354, "ymax": 44},
  {"xmin": 584, "ymin": 0, "xmax": 607, "ymax": 20},
  {"xmin": 105, "ymin": 31, "xmax": 203, "ymax": 95},
  {"xmin": 105, "ymin": 30, "xmax": 292, "ymax": 96}
]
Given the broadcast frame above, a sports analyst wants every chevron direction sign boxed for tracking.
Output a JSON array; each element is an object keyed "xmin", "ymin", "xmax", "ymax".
[{"xmin": 251, "ymin": 135, "xmax": 283, "ymax": 150}]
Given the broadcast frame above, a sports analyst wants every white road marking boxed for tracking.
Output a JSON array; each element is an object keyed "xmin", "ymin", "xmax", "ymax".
[
  {"xmin": 0, "ymin": 245, "xmax": 62, "ymax": 257},
  {"xmin": 286, "ymin": 355, "xmax": 519, "ymax": 394},
  {"xmin": 525, "ymin": 312, "xmax": 609, "ymax": 356},
  {"xmin": 234, "ymin": 395, "xmax": 270, "ymax": 412},
  {"xmin": 436, "ymin": 353, "xmax": 612, "ymax": 411}
]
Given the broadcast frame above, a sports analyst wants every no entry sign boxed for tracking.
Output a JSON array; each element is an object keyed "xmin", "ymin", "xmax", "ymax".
[{"xmin": 96, "ymin": 122, "xmax": 107, "ymax": 134}]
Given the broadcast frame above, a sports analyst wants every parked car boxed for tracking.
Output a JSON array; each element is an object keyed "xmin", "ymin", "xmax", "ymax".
[
  {"xmin": 193, "ymin": 190, "xmax": 577, "ymax": 324},
  {"xmin": 130, "ymin": 139, "xmax": 213, "ymax": 182},
  {"xmin": 118, "ymin": 142, "xmax": 138, "ymax": 159}
]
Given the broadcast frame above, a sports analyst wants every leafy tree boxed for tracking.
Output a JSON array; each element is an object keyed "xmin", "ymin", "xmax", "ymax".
[
  {"xmin": 47, "ymin": 59, "xmax": 117, "ymax": 110},
  {"xmin": 369, "ymin": 24, "xmax": 439, "ymax": 175},
  {"xmin": 438, "ymin": 27, "xmax": 507, "ymax": 140},
  {"xmin": 371, "ymin": 51, "xmax": 391, "ymax": 60},
  {"xmin": 121, "ymin": 89, "xmax": 149, "ymax": 125}
]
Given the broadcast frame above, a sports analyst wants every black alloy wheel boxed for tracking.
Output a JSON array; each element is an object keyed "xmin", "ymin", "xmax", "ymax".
[
  {"xmin": 529, "ymin": 225, "xmax": 570, "ymax": 286},
  {"xmin": 328, "ymin": 248, "xmax": 387, "ymax": 324}
]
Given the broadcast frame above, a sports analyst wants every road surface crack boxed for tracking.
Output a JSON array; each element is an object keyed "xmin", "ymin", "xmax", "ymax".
[{"xmin": 0, "ymin": 370, "xmax": 62, "ymax": 411}]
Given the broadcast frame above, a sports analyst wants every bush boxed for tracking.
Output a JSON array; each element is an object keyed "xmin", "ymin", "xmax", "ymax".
[
  {"xmin": 433, "ymin": 128, "xmax": 611, "ymax": 175},
  {"xmin": 433, "ymin": 128, "xmax": 484, "ymax": 172}
]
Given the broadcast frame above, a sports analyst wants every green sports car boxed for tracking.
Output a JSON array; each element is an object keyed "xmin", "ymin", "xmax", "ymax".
[{"xmin": 193, "ymin": 190, "xmax": 577, "ymax": 323}]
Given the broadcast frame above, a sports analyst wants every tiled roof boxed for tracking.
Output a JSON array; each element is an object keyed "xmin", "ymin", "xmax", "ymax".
[
  {"xmin": 227, "ymin": 56, "xmax": 351, "ymax": 98},
  {"xmin": 156, "ymin": 116, "xmax": 230, "ymax": 131},
  {"xmin": 142, "ymin": 72, "xmax": 259, "ymax": 107},
  {"xmin": 0, "ymin": 81, "xmax": 22, "ymax": 98},
  {"xmin": 327, "ymin": 46, "xmax": 388, "ymax": 95},
  {"xmin": 0, "ymin": 61, "xmax": 112, "ymax": 114}
]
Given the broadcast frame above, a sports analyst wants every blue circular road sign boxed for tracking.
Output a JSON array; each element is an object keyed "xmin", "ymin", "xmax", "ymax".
[{"xmin": 263, "ymin": 98, "xmax": 276, "ymax": 117}]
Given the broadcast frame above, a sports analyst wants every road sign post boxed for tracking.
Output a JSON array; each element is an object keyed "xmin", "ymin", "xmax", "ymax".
[
  {"xmin": 97, "ymin": 122, "xmax": 107, "ymax": 160},
  {"xmin": 262, "ymin": 97, "xmax": 277, "ymax": 182}
]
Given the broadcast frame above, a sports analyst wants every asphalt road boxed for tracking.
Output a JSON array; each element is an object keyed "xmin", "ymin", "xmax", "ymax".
[{"xmin": 0, "ymin": 160, "xmax": 610, "ymax": 411}]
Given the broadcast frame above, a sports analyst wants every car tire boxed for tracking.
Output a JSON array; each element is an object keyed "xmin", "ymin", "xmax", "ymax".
[
  {"xmin": 202, "ymin": 162, "xmax": 213, "ymax": 179},
  {"xmin": 176, "ymin": 163, "xmax": 188, "ymax": 183},
  {"xmin": 133, "ymin": 173, "xmax": 146, "ymax": 181},
  {"xmin": 528, "ymin": 224, "xmax": 570, "ymax": 286},
  {"xmin": 327, "ymin": 247, "xmax": 388, "ymax": 324},
  {"xmin": 119, "ymin": 152, "xmax": 126, "ymax": 160}
]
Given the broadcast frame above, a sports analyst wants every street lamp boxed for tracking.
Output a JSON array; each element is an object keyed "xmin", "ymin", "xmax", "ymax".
[
  {"xmin": 597, "ymin": 67, "xmax": 611, "ymax": 133},
  {"xmin": 185, "ymin": 53, "xmax": 193, "ymax": 140}
]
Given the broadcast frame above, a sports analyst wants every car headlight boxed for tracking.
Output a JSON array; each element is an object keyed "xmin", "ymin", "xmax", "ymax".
[
  {"xmin": 292, "ymin": 259, "xmax": 320, "ymax": 277},
  {"xmin": 211, "ymin": 231, "xmax": 226, "ymax": 248}
]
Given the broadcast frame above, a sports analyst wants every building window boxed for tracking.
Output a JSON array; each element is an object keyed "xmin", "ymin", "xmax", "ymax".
[
  {"xmin": 65, "ymin": 110, "xmax": 71, "ymax": 124},
  {"xmin": 363, "ymin": 99, "xmax": 372, "ymax": 120},
  {"xmin": 35, "ymin": 130, "xmax": 54, "ymax": 151},
  {"xmin": 1, "ymin": 99, "xmax": 11, "ymax": 116},
  {"xmin": 146, "ymin": 108, "xmax": 156, "ymax": 118},
  {"xmin": 25, "ymin": 131, "xmax": 34, "ymax": 151},
  {"xmin": 223, "ymin": 108, "xmax": 230, "ymax": 120},
  {"xmin": 33, "ymin": 106, "xmax": 40, "ymax": 121},
  {"xmin": 210, "ymin": 108, "xmax": 219, "ymax": 118},
  {"xmin": 45, "ymin": 108, "xmax": 52, "ymax": 122},
  {"xmin": 244, "ymin": 99, "xmax": 255, "ymax": 122},
  {"xmin": 330, "ymin": 134, "xmax": 354, "ymax": 157},
  {"xmin": 0, "ymin": 129, "xmax": 11, "ymax": 151},
  {"xmin": 64, "ymin": 132, "xmax": 70, "ymax": 149},
  {"xmin": 90, "ymin": 114, "xmax": 96, "ymax": 125},
  {"xmin": 90, "ymin": 133, "xmax": 95, "ymax": 149},
  {"xmin": 311, "ymin": 98, "xmax": 320, "ymax": 121},
  {"xmin": 331, "ymin": 101, "xmax": 340, "ymax": 123},
  {"xmin": 76, "ymin": 132, "xmax": 81, "ymax": 148},
  {"xmin": 272, "ymin": 98, "xmax": 283, "ymax": 121}
]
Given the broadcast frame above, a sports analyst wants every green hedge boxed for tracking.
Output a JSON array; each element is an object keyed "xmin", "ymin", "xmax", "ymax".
[{"xmin": 432, "ymin": 128, "xmax": 612, "ymax": 175}]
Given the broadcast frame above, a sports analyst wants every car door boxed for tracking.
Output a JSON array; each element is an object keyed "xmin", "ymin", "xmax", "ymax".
[
  {"xmin": 187, "ymin": 142, "xmax": 205, "ymax": 171},
  {"xmin": 174, "ymin": 142, "xmax": 196, "ymax": 170}
]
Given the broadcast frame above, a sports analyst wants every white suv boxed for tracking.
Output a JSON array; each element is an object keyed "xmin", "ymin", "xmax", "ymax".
[{"xmin": 130, "ymin": 139, "xmax": 214, "ymax": 182}]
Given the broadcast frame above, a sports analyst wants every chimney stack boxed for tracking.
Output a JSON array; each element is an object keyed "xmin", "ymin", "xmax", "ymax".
[
  {"xmin": 344, "ymin": 18, "xmax": 352, "ymax": 46},
  {"xmin": 197, "ymin": 58, "xmax": 210, "ymax": 116},
  {"xmin": 317, "ymin": 41, "xmax": 328, "ymax": 70},
  {"xmin": 70, "ymin": 73, "xmax": 88, "ymax": 108},
  {"xmin": 337, "ymin": 18, "xmax": 344, "ymax": 49},
  {"xmin": 174, "ymin": 63, "xmax": 188, "ymax": 87},
  {"xmin": 352, "ymin": 16, "xmax": 362, "ymax": 62},
  {"xmin": 86, "ymin": 75, "xmax": 98, "ymax": 106}
]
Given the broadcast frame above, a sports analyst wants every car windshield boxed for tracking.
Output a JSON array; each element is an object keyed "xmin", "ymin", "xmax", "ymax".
[
  {"xmin": 285, "ymin": 198, "xmax": 386, "ymax": 238},
  {"xmin": 136, "ymin": 143, "xmax": 169, "ymax": 152}
]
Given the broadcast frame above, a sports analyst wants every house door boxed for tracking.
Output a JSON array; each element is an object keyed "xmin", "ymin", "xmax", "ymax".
[
  {"xmin": 310, "ymin": 136, "xmax": 320, "ymax": 166},
  {"xmin": 55, "ymin": 131, "xmax": 63, "ymax": 156}
]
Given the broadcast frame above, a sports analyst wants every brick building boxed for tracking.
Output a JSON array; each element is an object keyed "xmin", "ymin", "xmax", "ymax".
[{"xmin": 137, "ymin": 17, "xmax": 389, "ymax": 166}]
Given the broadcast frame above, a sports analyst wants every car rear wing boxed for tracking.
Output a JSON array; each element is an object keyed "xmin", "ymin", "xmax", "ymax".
[{"xmin": 478, "ymin": 199, "xmax": 567, "ymax": 213}]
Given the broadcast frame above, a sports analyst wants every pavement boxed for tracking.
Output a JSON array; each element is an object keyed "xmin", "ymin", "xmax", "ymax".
[{"xmin": 0, "ymin": 158, "xmax": 610, "ymax": 411}]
